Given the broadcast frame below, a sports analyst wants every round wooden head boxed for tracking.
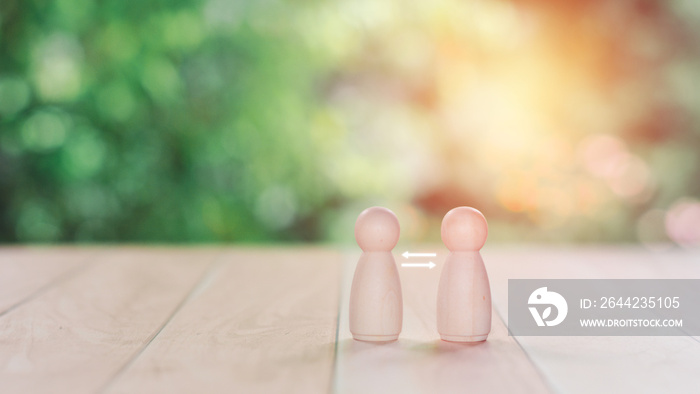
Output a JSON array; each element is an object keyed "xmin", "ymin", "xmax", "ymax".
[
  {"xmin": 441, "ymin": 207, "xmax": 488, "ymax": 251},
  {"xmin": 355, "ymin": 206, "xmax": 400, "ymax": 252}
]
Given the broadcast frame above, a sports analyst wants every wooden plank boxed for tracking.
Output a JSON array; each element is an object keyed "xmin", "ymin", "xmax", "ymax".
[
  {"xmin": 485, "ymin": 247, "xmax": 700, "ymax": 394},
  {"xmin": 104, "ymin": 248, "xmax": 343, "ymax": 394},
  {"xmin": 0, "ymin": 247, "xmax": 96, "ymax": 314},
  {"xmin": 0, "ymin": 247, "xmax": 220, "ymax": 394},
  {"xmin": 334, "ymin": 250, "xmax": 551, "ymax": 394}
]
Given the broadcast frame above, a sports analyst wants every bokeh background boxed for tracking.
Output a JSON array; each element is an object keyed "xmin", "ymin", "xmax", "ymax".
[{"xmin": 1, "ymin": 0, "xmax": 699, "ymax": 246}]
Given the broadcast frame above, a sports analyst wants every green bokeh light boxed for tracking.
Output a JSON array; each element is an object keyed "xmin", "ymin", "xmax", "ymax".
[{"xmin": 1, "ymin": 0, "xmax": 699, "ymax": 245}]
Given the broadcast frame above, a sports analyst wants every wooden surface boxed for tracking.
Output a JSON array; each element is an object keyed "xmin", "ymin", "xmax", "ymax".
[
  {"xmin": 335, "ymin": 250, "xmax": 549, "ymax": 394},
  {"xmin": 105, "ymin": 248, "xmax": 341, "ymax": 394},
  {"xmin": 0, "ymin": 246, "xmax": 699, "ymax": 393},
  {"xmin": 485, "ymin": 247, "xmax": 700, "ymax": 393}
]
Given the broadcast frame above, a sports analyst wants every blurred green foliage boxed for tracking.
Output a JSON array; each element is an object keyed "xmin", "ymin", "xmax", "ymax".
[
  {"xmin": 2, "ymin": 0, "xmax": 700, "ymax": 245},
  {"xmin": 0, "ymin": 0, "xmax": 342, "ymax": 242}
]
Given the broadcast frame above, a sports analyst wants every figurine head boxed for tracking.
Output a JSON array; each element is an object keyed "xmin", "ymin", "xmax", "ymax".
[
  {"xmin": 441, "ymin": 206, "xmax": 488, "ymax": 251},
  {"xmin": 355, "ymin": 206, "xmax": 400, "ymax": 252}
]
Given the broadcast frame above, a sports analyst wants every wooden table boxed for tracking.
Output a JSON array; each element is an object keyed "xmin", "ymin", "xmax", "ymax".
[{"xmin": 0, "ymin": 246, "xmax": 698, "ymax": 393}]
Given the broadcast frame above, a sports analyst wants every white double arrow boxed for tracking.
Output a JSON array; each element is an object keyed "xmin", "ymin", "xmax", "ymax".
[
  {"xmin": 400, "ymin": 251, "xmax": 437, "ymax": 269},
  {"xmin": 401, "ymin": 251, "xmax": 436, "ymax": 259},
  {"xmin": 401, "ymin": 262, "xmax": 436, "ymax": 269}
]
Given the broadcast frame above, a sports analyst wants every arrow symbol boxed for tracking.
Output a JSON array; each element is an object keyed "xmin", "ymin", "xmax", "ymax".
[
  {"xmin": 402, "ymin": 251, "xmax": 437, "ymax": 259},
  {"xmin": 401, "ymin": 262, "xmax": 436, "ymax": 269}
]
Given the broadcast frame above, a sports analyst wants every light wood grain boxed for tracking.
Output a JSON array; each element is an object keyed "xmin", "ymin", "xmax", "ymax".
[
  {"xmin": 334, "ymin": 250, "xmax": 551, "ymax": 394},
  {"xmin": 349, "ymin": 252, "xmax": 403, "ymax": 341},
  {"xmin": 2, "ymin": 246, "xmax": 699, "ymax": 393},
  {"xmin": 104, "ymin": 248, "xmax": 342, "ymax": 394},
  {"xmin": 485, "ymin": 246, "xmax": 700, "ymax": 394},
  {"xmin": 437, "ymin": 251, "xmax": 491, "ymax": 342},
  {"xmin": 0, "ymin": 247, "xmax": 220, "ymax": 394},
  {"xmin": 0, "ymin": 247, "xmax": 96, "ymax": 314}
]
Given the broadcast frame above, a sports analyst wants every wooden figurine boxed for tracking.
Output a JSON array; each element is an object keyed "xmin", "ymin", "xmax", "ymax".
[
  {"xmin": 349, "ymin": 206, "xmax": 403, "ymax": 342},
  {"xmin": 437, "ymin": 207, "xmax": 491, "ymax": 342}
]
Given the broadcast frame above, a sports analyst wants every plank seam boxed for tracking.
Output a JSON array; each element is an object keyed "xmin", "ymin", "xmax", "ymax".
[
  {"xmin": 494, "ymin": 304, "xmax": 557, "ymax": 394},
  {"xmin": 0, "ymin": 252, "xmax": 98, "ymax": 318},
  {"xmin": 97, "ymin": 250, "xmax": 228, "ymax": 393},
  {"xmin": 328, "ymin": 252, "xmax": 345, "ymax": 394}
]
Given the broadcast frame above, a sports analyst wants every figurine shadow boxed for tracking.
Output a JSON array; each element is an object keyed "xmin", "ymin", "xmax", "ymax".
[
  {"xmin": 337, "ymin": 336, "xmax": 489, "ymax": 355},
  {"xmin": 334, "ymin": 338, "xmax": 496, "ymax": 391}
]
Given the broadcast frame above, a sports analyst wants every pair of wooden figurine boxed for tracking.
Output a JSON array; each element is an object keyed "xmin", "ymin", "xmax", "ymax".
[{"xmin": 349, "ymin": 206, "xmax": 491, "ymax": 342}]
